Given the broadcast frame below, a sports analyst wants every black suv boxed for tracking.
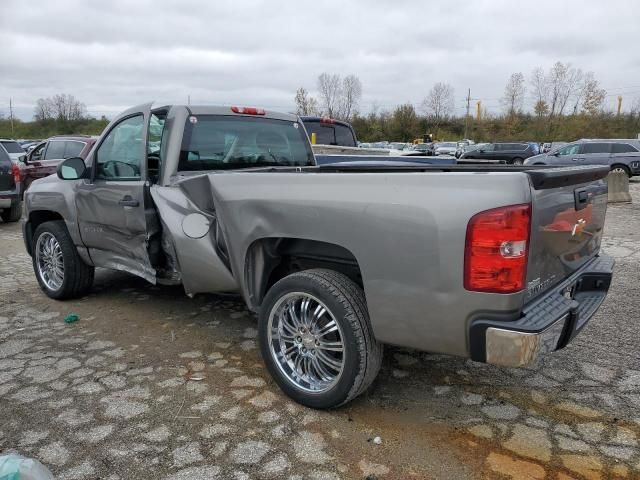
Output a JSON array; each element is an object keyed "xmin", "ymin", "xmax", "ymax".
[
  {"xmin": 459, "ymin": 142, "xmax": 539, "ymax": 165},
  {"xmin": 0, "ymin": 146, "xmax": 22, "ymax": 222}
]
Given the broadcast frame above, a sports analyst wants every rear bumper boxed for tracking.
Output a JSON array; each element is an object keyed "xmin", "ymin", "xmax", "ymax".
[
  {"xmin": 0, "ymin": 191, "xmax": 21, "ymax": 209},
  {"xmin": 469, "ymin": 254, "xmax": 614, "ymax": 367}
]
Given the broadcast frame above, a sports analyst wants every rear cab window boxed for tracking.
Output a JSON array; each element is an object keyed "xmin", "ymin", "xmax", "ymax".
[
  {"xmin": 179, "ymin": 115, "xmax": 314, "ymax": 172},
  {"xmin": 1, "ymin": 141, "xmax": 24, "ymax": 154},
  {"xmin": 0, "ymin": 146, "xmax": 10, "ymax": 165},
  {"xmin": 303, "ymin": 121, "xmax": 357, "ymax": 147}
]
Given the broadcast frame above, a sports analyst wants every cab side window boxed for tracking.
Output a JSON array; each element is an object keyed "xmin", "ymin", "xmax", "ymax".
[
  {"xmin": 44, "ymin": 141, "xmax": 66, "ymax": 160},
  {"xmin": 557, "ymin": 144, "xmax": 580, "ymax": 156},
  {"xmin": 580, "ymin": 143, "xmax": 610, "ymax": 154},
  {"xmin": 29, "ymin": 143, "xmax": 46, "ymax": 161},
  {"xmin": 96, "ymin": 115, "xmax": 144, "ymax": 180},
  {"xmin": 612, "ymin": 143, "xmax": 639, "ymax": 154},
  {"xmin": 64, "ymin": 141, "xmax": 85, "ymax": 159}
]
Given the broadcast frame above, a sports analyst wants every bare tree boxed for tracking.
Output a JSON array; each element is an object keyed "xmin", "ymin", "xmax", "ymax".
[
  {"xmin": 340, "ymin": 74, "xmax": 362, "ymax": 121},
  {"xmin": 547, "ymin": 62, "xmax": 583, "ymax": 119},
  {"xmin": 422, "ymin": 82, "xmax": 454, "ymax": 131},
  {"xmin": 530, "ymin": 67, "xmax": 549, "ymax": 117},
  {"xmin": 317, "ymin": 73, "xmax": 342, "ymax": 118},
  {"xmin": 34, "ymin": 98, "xmax": 54, "ymax": 121},
  {"xmin": 501, "ymin": 72, "xmax": 526, "ymax": 116},
  {"xmin": 294, "ymin": 87, "xmax": 319, "ymax": 116},
  {"xmin": 316, "ymin": 73, "xmax": 363, "ymax": 121},
  {"xmin": 34, "ymin": 94, "xmax": 86, "ymax": 122},
  {"xmin": 581, "ymin": 74, "xmax": 606, "ymax": 115}
]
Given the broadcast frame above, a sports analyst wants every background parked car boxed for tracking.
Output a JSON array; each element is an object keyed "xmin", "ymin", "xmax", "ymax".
[
  {"xmin": 300, "ymin": 116, "xmax": 358, "ymax": 147},
  {"xmin": 459, "ymin": 142, "xmax": 538, "ymax": 164},
  {"xmin": 20, "ymin": 135, "xmax": 97, "ymax": 191},
  {"xmin": 434, "ymin": 142, "xmax": 458, "ymax": 156},
  {"xmin": 0, "ymin": 139, "xmax": 26, "ymax": 162},
  {"xmin": 411, "ymin": 142, "xmax": 435, "ymax": 156},
  {"xmin": 524, "ymin": 139, "xmax": 640, "ymax": 177},
  {"xmin": 0, "ymin": 145, "xmax": 22, "ymax": 222}
]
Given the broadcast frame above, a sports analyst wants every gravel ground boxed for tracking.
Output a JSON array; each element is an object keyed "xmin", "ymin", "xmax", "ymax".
[{"xmin": 1, "ymin": 179, "xmax": 639, "ymax": 479}]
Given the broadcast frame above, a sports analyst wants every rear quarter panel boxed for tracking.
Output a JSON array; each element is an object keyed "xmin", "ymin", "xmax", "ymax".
[{"xmin": 208, "ymin": 171, "xmax": 532, "ymax": 357}]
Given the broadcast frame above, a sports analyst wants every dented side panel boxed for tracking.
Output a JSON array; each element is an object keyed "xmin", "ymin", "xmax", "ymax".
[{"xmin": 150, "ymin": 179, "xmax": 238, "ymax": 295}]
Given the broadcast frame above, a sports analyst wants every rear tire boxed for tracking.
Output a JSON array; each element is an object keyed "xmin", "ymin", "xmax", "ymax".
[
  {"xmin": 1, "ymin": 201, "xmax": 22, "ymax": 223},
  {"xmin": 259, "ymin": 269, "xmax": 383, "ymax": 409},
  {"xmin": 32, "ymin": 220, "xmax": 94, "ymax": 300},
  {"xmin": 512, "ymin": 158, "xmax": 524, "ymax": 165},
  {"xmin": 611, "ymin": 164, "xmax": 631, "ymax": 178}
]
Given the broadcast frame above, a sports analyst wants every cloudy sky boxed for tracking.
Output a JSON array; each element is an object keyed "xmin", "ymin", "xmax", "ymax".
[{"xmin": 1, "ymin": 0, "xmax": 639, "ymax": 120}]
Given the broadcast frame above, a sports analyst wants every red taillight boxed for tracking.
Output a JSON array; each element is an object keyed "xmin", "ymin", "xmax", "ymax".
[
  {"xmin": 320, "ymin": 116, "xmax": 335, "ymax": 124},
  {"xmin": 11, "ymin": 164, "xmax": 22, "ymax": 183},
  {"xmin": 464, "ymin": 204, "xmax": 531, "ymax": 293},
  {"xmin": 231, "ymin": 106, "xmax": 265, "ymax": 115}
]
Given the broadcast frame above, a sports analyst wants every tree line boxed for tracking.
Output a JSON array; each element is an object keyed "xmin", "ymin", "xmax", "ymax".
[
  {"xmin": 296, "ymin": 63, "xmax": 640, "ymax": 142},
  {"xmin": 0, "ymin": 94, "xmax": 109, "ymax": 139}
]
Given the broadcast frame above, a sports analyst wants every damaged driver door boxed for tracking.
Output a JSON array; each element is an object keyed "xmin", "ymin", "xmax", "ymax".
[{"xmin": 75, "ymin": 103, "xmax": 160, "ymax": 283}]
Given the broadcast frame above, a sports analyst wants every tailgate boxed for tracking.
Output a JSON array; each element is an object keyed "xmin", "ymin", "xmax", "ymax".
[{"xmin": 525, "ymin": 166, "xmax": 609, "ymax": 302}]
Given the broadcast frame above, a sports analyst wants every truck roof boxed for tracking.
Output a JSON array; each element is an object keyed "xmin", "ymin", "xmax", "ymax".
[{"xmin": 164, "ymin": 105, "xmax": 299, "ymax": 123}]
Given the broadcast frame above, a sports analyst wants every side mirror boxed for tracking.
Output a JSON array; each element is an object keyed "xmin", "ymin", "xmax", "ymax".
[
  {"xmin": 478, "ymin": 149, "xmax": 485, "ymax": 153},
  {"xmin": 18, "ymin": 155, "xmax": 26, "ymax": 164},
  {"xmin": 552, "ymin": 151, "xmax": 560, "ymax": 156},
  {"xmin": 57, "ymin": 157, "xmax": 86, "ymax": 180}
]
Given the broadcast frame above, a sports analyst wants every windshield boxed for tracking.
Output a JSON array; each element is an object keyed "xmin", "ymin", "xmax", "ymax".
[
  {"xmin": 179, "ymin": 115, "xmax": 314, "ymax": 171},
  {"xmin": 439, "ymin": 143, "xmax": 456, "ymax": 148},
  {"xmin": 1, "ymin": 141, "xmax": 24, "ymax": 154}
]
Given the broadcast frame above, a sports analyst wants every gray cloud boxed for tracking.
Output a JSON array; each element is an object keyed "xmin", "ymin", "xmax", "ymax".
[{"xmin": 1, "ymin": 0, "xmax": 639, "ymax": 120}]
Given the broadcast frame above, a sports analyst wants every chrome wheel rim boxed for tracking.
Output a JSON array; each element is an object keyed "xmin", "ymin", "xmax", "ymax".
[
  {"xmin": 612, "ymin": 167, "xmax": 626, "ymax": 174},
  {"xmin": 267, "ymin": 292, "xmax": 345, "ymax": 393},
  {"xmin": 35, "ymin": 232, "xmax": 64, "ymax": 291}
]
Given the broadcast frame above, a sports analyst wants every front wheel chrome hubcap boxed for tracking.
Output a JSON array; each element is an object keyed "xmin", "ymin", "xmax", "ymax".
[
  {"xmin": 35, "ymin": 232, "xmax": 64, "ymax": 291},
  {"xmin": 268, "ymin": 292, "xmax": 345, "ymax": 393}
]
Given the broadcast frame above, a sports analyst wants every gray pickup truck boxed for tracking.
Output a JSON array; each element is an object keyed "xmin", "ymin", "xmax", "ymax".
[{"xmin": 22, "ymin": 103, "xmax": 614, "ymax": 408}]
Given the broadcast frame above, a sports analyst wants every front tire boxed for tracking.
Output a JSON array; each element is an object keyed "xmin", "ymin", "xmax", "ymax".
[
  {"xmin": 259, "ymin": 269, "xmax": 383, "ymax": 409},
  {"xmin": 1, "ymin": 201, "xmax": 22, "ymax": 223},
  {"xmin": 512, "ymin": 157, "xmax": 524, "ymax": 165},
  {"xmin": 32, "ymin": 220, "xmax": 94, "ymax": 300}
]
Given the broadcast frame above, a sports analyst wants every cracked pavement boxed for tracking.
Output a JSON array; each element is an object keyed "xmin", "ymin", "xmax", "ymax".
[{"xmin": 1, "ymin": 179, "xmax": 639, "ymax": 479}]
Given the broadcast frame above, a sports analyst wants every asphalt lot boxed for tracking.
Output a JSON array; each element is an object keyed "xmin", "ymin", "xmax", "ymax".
[{"xmin": 1, "ymin": 180, "xmax": 639, "ymax": 480}]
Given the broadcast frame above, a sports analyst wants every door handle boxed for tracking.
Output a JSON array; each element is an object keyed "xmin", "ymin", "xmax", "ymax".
[{"xmin": 118, "ymin": 195, "xmax": 139, "ymax": 207}]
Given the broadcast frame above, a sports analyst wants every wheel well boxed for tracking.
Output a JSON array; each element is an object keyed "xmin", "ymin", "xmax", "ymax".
[
  {"xmin": 245, "ymin": 238, "xmax": 362, "ymax": 309},
  {"xmin": 611, "ymin": 163, "xmax": 630, "ymax": 173},
  {"xmin": 25, "ymin": 210, "xmax": 64, "ymax": 255}
]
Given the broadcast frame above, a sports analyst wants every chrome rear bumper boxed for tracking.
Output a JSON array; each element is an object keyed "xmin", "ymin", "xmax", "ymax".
[
  {"xmin": 470, "ymin": 254, "xmax": 614, "ymax": 368},
  {"xmin": 485, "ymin": 315, "xmax": 568, "ymax": 367}
]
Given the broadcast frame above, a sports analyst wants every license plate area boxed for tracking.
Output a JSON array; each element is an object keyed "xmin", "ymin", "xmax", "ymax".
[{"xmin": 562, "ymin": 282, "xmax": 577, "ymax": 300}]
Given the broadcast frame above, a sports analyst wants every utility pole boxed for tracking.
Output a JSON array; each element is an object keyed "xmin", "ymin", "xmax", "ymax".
[
  {"xmin": 464, "ymin": 88, "xmax": 471, "ymax": 139},
  {"xmin": 476, "ymin": 100, "xmax": 482, "ymax": 121},
  {"xmin": 9, "ymin": 98, "xmax": 14, "ymax": 135}
]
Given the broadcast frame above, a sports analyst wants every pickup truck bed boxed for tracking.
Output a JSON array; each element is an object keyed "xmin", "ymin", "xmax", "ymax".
[{"xmin": 21, "ymin": 103, "xmax": 614, "ymax": 408}]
